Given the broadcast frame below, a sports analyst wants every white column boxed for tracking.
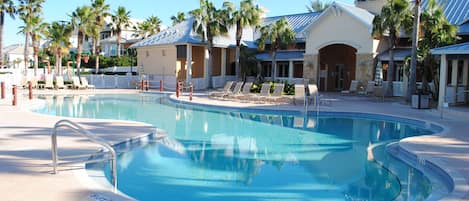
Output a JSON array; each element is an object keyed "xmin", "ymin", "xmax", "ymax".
[
  {"xmin": 221, "ymin": 48, "xmax": 226, "ymax": 81},
  {"xmin": 463, "ymin": 60, "xmax": 468, "ymax": 87},
  {"xmin": 204, "ymin": 47, "xmax": 209, "ymax": 87},
  {"xmin": 451, "ymin": 60, "xmax": 459, "ymax": 86},
  {"xmin": 438, "ymin": 54, "xmax": 447, "ymax": 108},
  {"xmin": 288, "ymin": 60, "xmax": 294, "ymax": 81},
  {"xmin": 186, "ymin": 44, "xmax": 192, "ymax": 84}
]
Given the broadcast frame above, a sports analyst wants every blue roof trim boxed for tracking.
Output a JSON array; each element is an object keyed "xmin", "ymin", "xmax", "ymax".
[
  {"xmin": 255, "ymin": 51, "xmax": 305, "ymax": 61},
  {"xmin": 459, "ymin": 20, "xmax": 469, "ymax": 35},
  {"xmin": 431, "ymin": 42, "xmax": 469, "ymax": 55}
]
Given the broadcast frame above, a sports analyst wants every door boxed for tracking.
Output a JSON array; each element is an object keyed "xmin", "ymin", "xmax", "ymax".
[{"xmin": 335, "ymin": 64, "xmax": 345, "ymax": 90}]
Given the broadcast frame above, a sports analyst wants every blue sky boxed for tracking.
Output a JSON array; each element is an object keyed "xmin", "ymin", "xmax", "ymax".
[{"xmin": 4, "ymin": 0, "xmax": 354, "ymax": 47}]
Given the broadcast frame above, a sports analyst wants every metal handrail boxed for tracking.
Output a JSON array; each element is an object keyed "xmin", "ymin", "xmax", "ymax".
[{"xmin": 51, "ymin": 119, "xmax": 117, "ymax": 192}]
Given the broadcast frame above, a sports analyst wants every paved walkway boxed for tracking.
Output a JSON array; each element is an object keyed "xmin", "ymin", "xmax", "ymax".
[{"xmin": 0, "ymin": 89, "xmax": 468, "ymax": 200}]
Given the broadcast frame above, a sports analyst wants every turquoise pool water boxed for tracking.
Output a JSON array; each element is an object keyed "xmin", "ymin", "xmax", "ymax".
[{"xmin": 34, "ymin": 93, "xmax": 443, "ymax": 201}]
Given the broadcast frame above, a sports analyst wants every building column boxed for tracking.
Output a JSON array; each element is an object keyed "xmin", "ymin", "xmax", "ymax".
[
  {"xmin": 438, "ymin": 54, "xmax": 447, "ymax": 108},
  {"xmin": 221, "ymin": 48, "xmax": 226, "ymax": 81},
  {"xmin": 451, "ymin": 60, "xmax": 459, "ymax": 86},
  {"xmin": 186, "ymin": 44, "xmax": 192, "ymax": 84},
  {"xmin": 204, "ymin": 47, "xmax": 209, "ymax": 87},
  {"xmin": 288, "ymin": 60, "xmax": 294, "ymax": 81}
]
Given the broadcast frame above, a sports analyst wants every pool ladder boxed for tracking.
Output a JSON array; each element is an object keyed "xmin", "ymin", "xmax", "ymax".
[{"xmin": 51, "ymin": 119, "xmax": 117, "ymax": 192}]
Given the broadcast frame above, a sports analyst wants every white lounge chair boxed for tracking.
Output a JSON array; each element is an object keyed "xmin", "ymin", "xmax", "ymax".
[
  {"xmin": 210, "ymin": 81, "xmax": 235, "ymax": 98},
  {"xmin": 364, "ymin": 81, "xmax": 375, "ymax": 95},
  {"xmin": 267, "ymin": 84, "xmax": 289, "ymax": 103},
  {"xmin": 236, "ymin": 82, "xmax": 253, "ymax": 100},
  {"xmin": 80, "ymin": 77, "xmax": 95, "ymax": 89},
  {"xmin": 227, "ymin": 82, "xmax": 243, "ymax": 97},
  {"xmin": 293, "ymin": 84, "xmax": 306, "ymax": 105},
  {"xmin": 44, "ymin": 75, "xmax": 54, "ymax": 89},
  {"xmin": 72, "ymin": 76, "xmax": 86, "ymax": 89},
  {"xmin": 308, "ymin": 84, "xmax": 319, "ymax": 106},
  {"xmin": 55, "ymin": 76, "xmax": 65, "ymax": 89},
  {"xmin": 341, "ymin": 80, "xmax": 358, "ymax": 95}
]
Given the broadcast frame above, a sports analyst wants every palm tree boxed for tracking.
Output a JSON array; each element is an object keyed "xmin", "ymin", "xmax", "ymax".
[
  {"xmin": 257, "ymin": 17, "xmax": 295, "ymax": 80},
  {"xmin": 90, "ymin": 0, "xmax": 110, "ymax": 74},
  {"xmin": 46, "ymin": 21, "xmax": 73, "ymax": 75},
  {"xmin": 111, "ymin": 6, "xmax": 131, "ymax": 57},
  {"xmin": 133, "ymin": 16, "xmax": 161, "ymax": 39},
  {"xmin": 19, "ymin": 15, "xmax": 47, "ymax": 75},
  {"xmin": 70, "ymin": 5, "xmax": 94, "ymax": 77},
  {"xmin": 223, "ymin": 0, "xmax": 262, "ymax": 78},
  {"xmin": 407, "ymin": 0, "xmax": 421, "ymax": 101},
  {"xmin": 170, "ymin": 12, "xmax": 186, "ymax": 26},
  {"xmin": 372, "ymin": 0, "xmax": 411, "ymax": 96},
  {"xmin": 306, "ymin": 0, "xmax": 330, "ymax": 12},
  {"xmin": 190, "ymin": 0, "xmax": 229, "ymax": 88},
  {"xmin": 0, "ymin": 0, "xmax": 16, "ymax": 66},
  {"xmin": 18, "ymin": 0, "xmax": 44, "ymax": 75}
]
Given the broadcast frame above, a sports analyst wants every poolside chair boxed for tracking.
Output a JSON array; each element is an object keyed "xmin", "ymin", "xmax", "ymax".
[
  {"xmin": 236, "ymin": 82, "xmax": 253, "ymax": 100},
  {"xmin": 267, "ymin": 84, "xmax": 289, "ymax": 103},
  {"xmin": 80, "ymin": 77, "xmax": 95, "ymax": 89},
  {"xmin": 55, "ymin": 76, "xmax": 65, "ymax": 89},
  {"xmin": 44, "ymin": 75, "xmax": 54, "ymax": 89},
  {"xmin": 72, "ymin": 76, "xmax": 86, "ymax": 89},
  {"xmin": 308, "ymin": 84, "xmax": 319, "ymax": 106},
  {"xmin": 293, "ymin": 84, "xmax": 306, "ymax": 105},
  {"xmin": 210, "ymin": 81, "xmax": 235, "ymax": 98},
  {"xmin": 364, "ymin": 81, "xmax": 375, "ymax": 96},
  {"xmin": 253, "ymin": 83, "xmax": 271, "ymax": 102},
  {"xmin": 30, "ymin": 76, "xmax": 39, "ymax": 89},
  {"xmin": 227, "ymin": 82, "xmax": 243, "ymax": 97},
  {"xmin": 341, "ymin": 80, "xmax": 358, "ymax": 95}
]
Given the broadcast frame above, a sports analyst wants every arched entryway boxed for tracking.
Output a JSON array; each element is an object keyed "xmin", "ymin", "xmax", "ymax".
[{"xmin": 319, "ymin": 44, "xmax": 357, "ymax": 91}]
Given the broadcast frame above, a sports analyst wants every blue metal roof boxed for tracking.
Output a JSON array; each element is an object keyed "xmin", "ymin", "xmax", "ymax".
[
  {"xmin": 255, "ymin": 51, "xmax": 305, "ymax": 61},
  {"xmin": 262, "ymin": 12, "xmax": 322, "ymax": 40},
  {"xmin": 431, "ymin": 42, "xmax": 469, "ymax": 55},
  {"xmin": 377, "ymin": 48, "xmax": 411, "ymax": 61},
  {"xmin": 459, "ymin": 19, "xmax": 469, "ymax": 35},
  {"xmin": 422, "ymin": 0, "xmax": 469, "ymax": 26}
]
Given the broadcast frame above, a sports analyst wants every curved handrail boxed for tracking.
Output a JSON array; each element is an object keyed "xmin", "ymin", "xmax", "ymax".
[{"xmin": 51, "ymin": 119, "xmax": 117, "ymax": 192}]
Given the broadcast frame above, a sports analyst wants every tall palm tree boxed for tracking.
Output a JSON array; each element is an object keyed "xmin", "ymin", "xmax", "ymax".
[
  {"xmin": 223, "ymin": 0, "xmax": 262, "ymax": 78},
  {"xmin": 306, "ymin": 0, "xmax": 330, "ymax": 12},
  {"xmin": 132, "ymin": 16, "xmax": 161, "ymax": 39},
  {"xmin": 111, "ymin": 6, "xmax": 131, "ymax": 57},
  {"xmin": 257, "ymin": 17, "xmax": 295, "ymax": 80},
  {"xmin": 372, "ymin": 0, "xmax": 411, "ymax": 96},
  {"xmin": 407, "ymin": 0, "xmax": 421, "ymax": 101},
  {"xmin": 19, "ymin": 15, "xmax": 47, "ymax": 75},
  {"xmin": 18, "ymin": 0, "xmax": 44, "ymax": 75},
  {"xmin": 0, "ymin": 0, "xmax": 16, "ymax": 66},
  {"xmin": 46, "ymin": 21, "xmax": 73, "ymax": 75},
  {"xmin": 70, "ymin": 5, "xmax": 93, "ymax": 77},
  {"xmin": 90, "ymin": 0, "xmax": 110, "ymax": 73},
  {"xmin": 170, "ymin": 12, "xmax": 185, "ymax": 26},
  {"xmin": 190, "ymin": 0, "xmax": 229, "ymax": 88}
]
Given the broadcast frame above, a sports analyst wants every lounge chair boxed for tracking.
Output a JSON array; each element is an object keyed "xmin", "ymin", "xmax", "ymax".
[
  {"xmin": 267, "ymin": 84, "xmax": 289, "ymax": 103},
  {"xmin": 293, "ymin": 84, "xmax": 306, "ymax": 105},
  {"xmin": 341, "ymin": 80, "xmax": 358, "ymax": 95},
  {"xmin": 308, "ymin": 84, "xmax": 319, "ymax": 106},
  {"xmin": 55, "ymin": 76, "xmax": 65, "ymax": 89},
  {"xmin": 364, "ymin": 81, "xmax": 375, "ymax": 95},
  {"xmin": 44, "ymin": 75, "xmax": 54, "ymax": 89},
  {"xmin": 30, "ymin": 77, "xmax": 38, "ymax": 89},
  {"xmin": 254, "ymin": 83, "xmax": 271, "ymax": 102},
  {"xmin": 226, "ymin": 82, "xmax": 243, "ymax": 97},
  {"xmin": 72, "ymin": 76, "xmax": 86, "ymax": 89},
  {"xmin": 236, "ymin": 82, "xmax": 253, "ymax": 100},
  {"xmin": 210, "ymin": 81, "xmax": 235, "ymax": 98},
  {"xmin": 80, "ymin": 77, "xmax": 95, "ymax": 89}
]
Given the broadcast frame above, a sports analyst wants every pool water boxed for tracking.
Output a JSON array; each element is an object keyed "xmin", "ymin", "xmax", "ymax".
[{"xmin": 34, "ymin": 94, "xmax": 442, "ymax": 201}]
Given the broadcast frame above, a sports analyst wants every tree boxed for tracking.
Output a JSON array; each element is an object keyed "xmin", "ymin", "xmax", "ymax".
[
  {"xmin": 406, "ymin": 0, "xmax": 458, "ymax": 98},
  {"xmin": 111, "ymin": 6, "xmax": 131, "ymax": 57},
  {"xmin": 70, "ymin": 5, "xmax": 94, "ymax": 77},
  {"xmin": 45, "ymin": 21, "xmax": 73, "ymax": 75},
  {"xmin": 372, "ymin": 0, "xmax": 411, "ymax": 96},
  {"xmin": 170, "ymin": 12, "xmax": 185, "ymax": 26},
  {"xmin": 0, "ymin": 0, "xmax": 16, "ymax": 66},
  {"xmin": 133, "ymin": 15, "xmax": 161, "ymax": 39},
  {"xmin": 407, "ymin": 0, "xmax": 421, "ymax": 101},
  {"xmin": 90, "ymin": 0, "xmax": 110, "ymax": 74},
  {"xmin": 223, "ymin": 0, "xmax": 262, "ymax": 79},
  {"xmin": 190, "ymin": 0, "xmax": 229, "ymax": 88},
  {"xmin": 19, "ymin": 15, "xmax": 47, "ymax": 75},
  {"xmin": 18, "ymin": 0, "xmax": 44, "ymax": 75},
  {"xmin": 306, "ymin": 0, "xmax": 330, "ymax": 12},
  {"xmin": 257, "ymin": 17, "xmax": 295, "ymax": 80}
]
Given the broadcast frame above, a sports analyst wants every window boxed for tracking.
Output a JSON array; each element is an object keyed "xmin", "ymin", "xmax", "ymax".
[
  {"xmin": 293, "ymin": 61, "xmax": 303, "ymax": 78},
  {"xmin": 261, "ymin": 62, "xmax": 272, "ymax": 77},
  {"xmin": 176, "ymin": 45, "xmax": 187, "ymax": 58},
  {"xmin": 277, "ymin": 61, "xmax": 289, "ymax": 77}
]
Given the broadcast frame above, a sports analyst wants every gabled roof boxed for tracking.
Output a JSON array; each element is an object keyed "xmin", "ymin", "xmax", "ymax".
[
  {"xmin": 431, "ymin": 42, "xmax": 469, "ymax": 55},
  {"xmin": 304, "ymin": 1, "xmax": 375, "ymax": 34},
  {"xmin": 378, "ymin": 48, "xmax": 411, "ymax": 61},
  {"xmin": 2, "ymin": 44, "xmax": 33, "ymax": 55},
  {"xmin": 262, "ymin": 12, "xmax": 321, "ymax": 40},
  {"xmin": 423, "ymin": 0, "xmax": 469, "ymax": 26}
]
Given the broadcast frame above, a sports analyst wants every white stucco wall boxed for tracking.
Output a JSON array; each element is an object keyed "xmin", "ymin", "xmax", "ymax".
[
  {"xmin": 304, "ymin": 9, "xmax": 375, "ymax": 54},
  {"xmin": 137, "ymin": 45, "xmax": 177, "ymax": 76},
  {"xmin": 355, "ymin": 0, "xmax": 386, "ymax": 14}
]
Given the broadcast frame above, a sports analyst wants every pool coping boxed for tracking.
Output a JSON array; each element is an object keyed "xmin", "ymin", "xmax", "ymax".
[{"xmin": 164, "ymin": 92, "xmax": 467, "ymax": 201}]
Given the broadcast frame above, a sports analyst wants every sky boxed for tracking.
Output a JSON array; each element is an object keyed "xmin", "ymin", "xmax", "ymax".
[{"xmin": 3, "ymin": 0, "xmax": 354, "ymax": 47}]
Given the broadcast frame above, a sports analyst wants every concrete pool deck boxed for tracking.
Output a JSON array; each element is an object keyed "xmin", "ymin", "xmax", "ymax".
[{"xmin": 0, "ymin": 88, "xmax": 467, "ymax": 200}]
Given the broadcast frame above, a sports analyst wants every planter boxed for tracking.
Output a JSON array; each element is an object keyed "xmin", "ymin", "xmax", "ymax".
[{"xmin": 411, "ymin": 94, "xmax": 430, "ymax": 109}]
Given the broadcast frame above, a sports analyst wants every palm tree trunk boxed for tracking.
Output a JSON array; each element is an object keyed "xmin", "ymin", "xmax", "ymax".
[
  {"xmin": 235, "ymin": 21, "xmax": 242, "ymax": 78},
  {"xmin": 207, "ymin": 39, "xmax": 213, "ymax": 89},
  {"xmin": 386, "ymin": 37, "xmax": 395, "ymax": 97},
  {"xmin": 271, "ymin": 51, "xmax": 277, "ymax": 80},
  {"xmin": 33, "ymin": 36, "xmax": 39, "ymax": 76},
  {"xmin": 24, "ymin": 33, "xmax": 30, "ymax": 76},
  {"xmin": 116, "ymin": 32, "xmax": 121, "ymax": 57},
  {"xmin": 76, "ymin": 31, "xmax": 83, "ymax": 78},
  {"xmin": 0, "ymin": 12, "xmax": 4, "ymax": 66},
  {"xmin": 408, "ymin": 0, "xmax": 421, "ymax": 101},
  {"xmin": 94, "ymin": 37, "xmax": 100, "ymax": 74},
  {"xmin": 55, "ymin": 51, "xmax": 60, "ymax": 75}
]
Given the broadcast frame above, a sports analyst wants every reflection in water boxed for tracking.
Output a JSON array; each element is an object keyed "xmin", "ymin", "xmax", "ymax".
[{"xmin": 35, "ymin": 94, "xmax": 437, "ymax": 201}]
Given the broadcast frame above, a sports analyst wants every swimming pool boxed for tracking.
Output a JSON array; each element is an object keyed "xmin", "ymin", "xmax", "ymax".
[{"xmin": 33, "ymin": 93, "xmax": 448, "ymax": 201}]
